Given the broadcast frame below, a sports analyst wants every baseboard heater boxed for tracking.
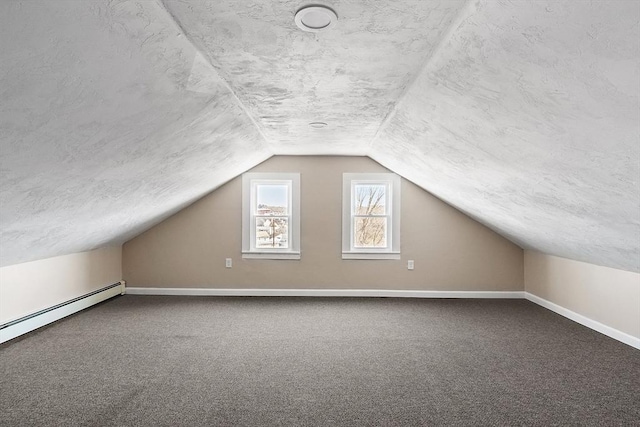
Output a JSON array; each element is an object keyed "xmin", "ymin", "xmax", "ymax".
[{"xmin": 0, "ymin": 281, "xmax": 125, "ymax": 344}]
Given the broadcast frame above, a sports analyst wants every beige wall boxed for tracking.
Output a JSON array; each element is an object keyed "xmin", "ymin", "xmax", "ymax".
[
  {"xmin": 525, "ymin": 251, "xmax": 640, "ymax": 338},
  {"xmin": 0, "ymin": 246, "xmax": 122, "ymax": 323},
  {"xmin": 123, "ymin": 156, "xmax": 523, "ymax": 290}
]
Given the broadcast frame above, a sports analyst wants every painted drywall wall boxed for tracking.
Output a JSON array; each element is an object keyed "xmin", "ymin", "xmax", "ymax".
[
  {"xmin": 123, "ymin": 156, "xmax": 523, "ymax": 290},
  {"xmin": 0, "ymin": 246, "xmax": 122, "ymax": 324},
  {"xmin": 524, "ymin": 251, "xmax": 640, "ymax": 339}
]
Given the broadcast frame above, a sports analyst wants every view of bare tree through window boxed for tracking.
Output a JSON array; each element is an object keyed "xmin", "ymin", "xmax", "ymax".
[
  {"xmin": 354, "ymin": 184, "xmax": 387, "ymax": 247},
  {"xmin": 256, "ymin": 184, "xmax": 289, "ymax": 248}
]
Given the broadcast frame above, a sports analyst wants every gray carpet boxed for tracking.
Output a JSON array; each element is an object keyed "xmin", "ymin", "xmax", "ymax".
[{"xmin": 1, "ymin": 296, "xmax": 639, "ymax": 426}]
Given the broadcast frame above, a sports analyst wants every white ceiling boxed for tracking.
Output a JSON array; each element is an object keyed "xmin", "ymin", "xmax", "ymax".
[{"xmin": 0, "ymin": 0, "xmax": 638, "ymax": 272}]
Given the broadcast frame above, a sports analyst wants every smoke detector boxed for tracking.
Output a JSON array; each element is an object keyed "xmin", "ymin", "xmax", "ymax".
[{"xmin": 295, "ymin": 5, "xmax": 338, "ymax": 32}]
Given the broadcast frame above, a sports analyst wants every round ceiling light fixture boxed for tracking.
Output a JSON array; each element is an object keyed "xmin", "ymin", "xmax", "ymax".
[{"xmin": 295, "ymin": 5, "xmax": 338, "ymax": 32}]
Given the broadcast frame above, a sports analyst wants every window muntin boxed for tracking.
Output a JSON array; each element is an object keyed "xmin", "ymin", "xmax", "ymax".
[
  {"xmin": 352, "ymin": 183, "xmax": 390, "ymax": 249},
  {"xmin": 343, "ymin": 173, "xmax": 400, "ymax": 259},
  {"xmin": 255, "ymin": 183, "xmax": 290, "ymax": 249},
  {"xmin": 242, "ymin": 173, "xmax": 300, "ymax": 259}
]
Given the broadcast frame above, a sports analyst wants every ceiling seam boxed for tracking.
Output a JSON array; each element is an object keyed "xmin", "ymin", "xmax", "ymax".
[
  {"xmin": 367, "ymin": 153, "xmax": 533, "ymax": 259},
  {"xmin": 365, "ymin": 0, "xmax": 479, "ymax": 154},
  {"xmin": 154, "ymin": 0, "xmax": 274, "ymax": 155}
]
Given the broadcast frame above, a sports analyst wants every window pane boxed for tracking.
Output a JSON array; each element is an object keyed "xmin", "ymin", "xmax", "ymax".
[
  {"xmin": 257, "ymin": 184, "xmax": 288, "ymax": 215},
  {"xmin": 354, "ymin": 217, "xmax": 387, "ymax": 248},
  {"xmin": 256, "ymin": 217, "xmax": 289, "ymax": 249},
  {"xmin": 354, "ymin": 184, "xmax": 386, "ymax": 215}
]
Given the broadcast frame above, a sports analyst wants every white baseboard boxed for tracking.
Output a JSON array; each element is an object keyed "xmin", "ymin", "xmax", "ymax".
[
  {"xmin": 125, "ymin": 287, "xmax": 524, "ymax": 299},
  {"xmin": 0, "ymin": 282, "xmax": 125, "ymax": 344},
  {"xmin": 9, "ymin": 284, "xmax": 632, "ymax": 350},
  {"xmin": 525, "ymin": 292, "xmax": 640, "ymax": 350},
  {"xmin": 128, "ymin": 287, "xmax": 638, "ymax": 350}
]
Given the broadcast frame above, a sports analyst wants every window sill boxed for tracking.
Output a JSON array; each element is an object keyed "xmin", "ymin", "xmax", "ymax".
[
  {"xmin": 242, "ymin": 252, "xmax": 301, "ymax": 260},
  {"xmin": 342, "ymin": 252, "xmax": 401, "ymax": 260}
]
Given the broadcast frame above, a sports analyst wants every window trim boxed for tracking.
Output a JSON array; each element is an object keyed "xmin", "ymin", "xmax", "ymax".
[
  {"xmin": 342, "ymin": 173, "xmax": 401, "ymax": 260},
  {"xmin": 242, "ymin": 172, "xmax": 300, "ymax": 260}
]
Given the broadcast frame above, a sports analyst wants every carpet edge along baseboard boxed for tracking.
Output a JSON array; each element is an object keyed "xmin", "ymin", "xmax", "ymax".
[
  {"xmin": 524, "ymin": 292, "xmax": 639, "ymax": 350},
  {"xmin": 0, "ymin": 282, "xmax": 125, "ymax": 344},
  {"xmin": 4, "ymin": 286, "xmax": 637, "ymax": 351},
  {"xmin": 124, "ymin": 287, "xmax": 639, "ymax": 350},
  {"xmin": 124, "ymin": 287, "xmax": 525, "ymax": 299}
]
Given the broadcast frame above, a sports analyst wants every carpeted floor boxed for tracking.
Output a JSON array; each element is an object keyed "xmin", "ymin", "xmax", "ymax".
[{"xmin": 1, "ymin": 295, "xmax": 638, "ymax": 426}]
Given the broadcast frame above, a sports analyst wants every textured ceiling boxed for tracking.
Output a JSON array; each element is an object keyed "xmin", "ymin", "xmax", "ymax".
[
  {"xmin": 161, "ymin": 0, "xmax": 467, "ymax": 155},
  {"xmin": 370, "ymin": 0, "xmax": 640, "ymax": 271},
  {"xmin": 1, "ymin": 0, "xmax": 638, "ymax": 272},
  {"xmin": 0, "ymin": 0, "xmax": 272, "ymax": 267}
]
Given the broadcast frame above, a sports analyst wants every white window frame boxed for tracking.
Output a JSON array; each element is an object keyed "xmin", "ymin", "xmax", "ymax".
[
  {"xmin": 342, "ymin": 173, "xmax": 401, "ymax": 260},
  {"xmin": 242, "ymin": 172, "xmax": 300, "ymax": 260}
]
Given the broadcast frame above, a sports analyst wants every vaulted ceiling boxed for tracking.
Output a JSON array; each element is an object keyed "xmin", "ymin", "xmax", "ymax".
[{"xmin": 1, "ymin": 0, "xmax": 638, "ymax": 272}]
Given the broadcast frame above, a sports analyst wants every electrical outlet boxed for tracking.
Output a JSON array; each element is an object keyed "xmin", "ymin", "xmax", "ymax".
[
  {"xmin": 225, "ymin": 258, "xmax": 232, "ymax": 268},
  {"xmin": 407, "ymin": 260, "xmax": 414, "ymax": 270}
]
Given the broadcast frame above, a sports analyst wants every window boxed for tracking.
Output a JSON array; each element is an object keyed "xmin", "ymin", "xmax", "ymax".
[
  {"xmin": 342, "ymin": 173, "xmax": 400, "ymax": 259},
  {"xmin": 242, "ymin": 173, "xmax": 300, "ymax": 259}
]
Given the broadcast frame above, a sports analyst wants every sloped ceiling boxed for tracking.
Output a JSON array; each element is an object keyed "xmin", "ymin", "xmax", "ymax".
[
  {"xmin": 0, "ymin": 0, "xmax": 272, "ymax": 267},
  {"xmin": 370, "ymin": 0, "xmax": 640, "ymax": 272},
  {"xmin": 0, "ymin": 0, "xmax": 638, "ymax": 272}
]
